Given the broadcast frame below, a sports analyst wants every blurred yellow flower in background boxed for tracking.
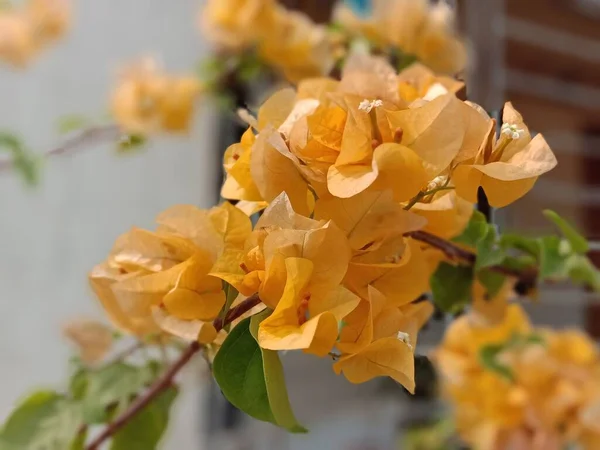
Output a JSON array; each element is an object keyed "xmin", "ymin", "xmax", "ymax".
[
  {"xmin": 435, "ymin": 304, "xmax": 600, "ymax": 450},
  {"xmin": 63, "ymin": 319, "xmax": 113, "ymax": 366},
  {"xmin": 111, "ymin": 58, "xmax": 202, "ymax": 135}
]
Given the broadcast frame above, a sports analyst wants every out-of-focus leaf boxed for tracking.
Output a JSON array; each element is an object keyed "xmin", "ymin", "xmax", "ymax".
[
  {"xmin": 110, "ymin": 386, "xmax": 178, "ymax": 450},
  {"xmin": 452, "ymin": 210, "xmax": 488, "ymax": 248},
  {"xmin": 57, "ymin": 115, "xmax": 90, "ymax": 135},
  {"xmin": 430, "ymin": 262, "xmax": 473, "ymax": 313},
  {"xmin": 0, "ymin": 391, "xmax": 83, "ymax": 450},
  {"xmin": 543, "ymin": 210, "xmax": 589, "ymax": 254},
  {"xmin": 69, "ymin": 369, "xmax": 88, "ymax": 401},
  {"xmin": 566, "ymin": 254, "xmax": 600, "ymax": 292},
  {"xmin": 475, "ymin": 227, "xmax": 505, "ymax": 271},
  {"xmin": 500, "ymin": 234, "xmax": 539, "ymax": 256},
  {"xmin": 83, "ymin": 362, "xmax": 153, "ymax": 423},
  {"xmin": 0, "ymin": 131, "xmax": 40, "ymax": 185},
  {"xmin": 117, "ymin": 134, "xmax": 147, "ymax": 153},
  {"xmin": 477, "ymin": 270, "xmax": 505, "ymax": 299},
  {"xmin": 479, "ymin": 344, "xmax": 514, "ymax": 382},
  {"xmin": 537, "ymin": 236, "xmax": 568, "ymax": 279}
]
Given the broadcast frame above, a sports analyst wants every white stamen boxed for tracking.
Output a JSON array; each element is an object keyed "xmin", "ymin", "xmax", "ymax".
[
  {"xmin": 501, "ymin": 123, "xmax": 525, "ymax": 140},
  {"xmin": 426, "ymin": 175, "xmax": 448, "ymax": 192},
  {"xmin": 358, "ymin": 99, "xmax": 383, "ymax": 113},
  {"xmin": 397, "ymin": 331, "xmax": 413, "ymax": 350}
]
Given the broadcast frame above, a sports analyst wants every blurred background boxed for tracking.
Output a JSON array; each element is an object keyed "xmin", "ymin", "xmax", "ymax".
[{"xmin": 0, "ymin": 0, "xmax": 599, "ymax": 448}]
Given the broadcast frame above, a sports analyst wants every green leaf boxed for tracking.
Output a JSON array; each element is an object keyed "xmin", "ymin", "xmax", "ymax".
[
  {"xmin": 70, "ymin": 428, "xmax": 86, "ymax": 450},
  {"xmin": 430, "ymin": 262, "xmax": 473, "ymax": 313},
  {"xmin": 249, "ymin": 311, "xmax": 307, "ymax": 433},
  {"xmin": 0, "ymin": 131, "xmax": 40, "ymax": 185},
  {"xmin": 478, "ymin": 345, "xmax": 514, "ymax": 382},
  {"xmin": 110, "ymin": 387, "xmax": 178, "ymax": 450},
  {"xmin": 69, "ymin": 369, "xmax": 88, "ymax": 401},
  {"xmin": 221, "ymin": 282, "xmax": 239, "ymax": 332},
  {"xmin": 452, "ymin": 210, "xmax": 488, "ymax": 248},
  {"xmin": 213, "ymin": 318, "xmax": 275, "ymax": 424},
  {"xmin": 500, "ymin": 234, "xmax": 540, "ymax": 256},
  {"xmin": 566, "ymin": 254, "xmax": 600, "ymax": 292},
  {"xmin": 83, "ymin": 362, "xmax": 153, "ymax": 423},
  {"xmin": 543, "ymin": 210, "xmax": 589, "ymax": 254},
  {"xmin": 117, "ymin": 134, "xmax": 147, "ymax": 153},
  {"xmin": 57, "ymin": 115, "xmax": 90, "ymax": 134},
  {"xmin": 475, "ymin": 227, "xmax": 505, "ymax": 271},
  {"xmin": 537, "ymin": 236, "xmax": 568, "ymax": 279},
  {"xmin": 0, "ymin": 391, "xmax": 83, "ymax": 450},
  {"xmin": 477, "ymin": 270, "xmax": 505, "ymax": 298}
]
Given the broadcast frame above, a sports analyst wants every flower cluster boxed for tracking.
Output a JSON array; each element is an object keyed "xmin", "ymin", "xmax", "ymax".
[
  {"xmin": 334, "ymin": 0, "xmax": 467, "ymax": 74},
  {"xmin": 111, "ymin": 58, "xmax": 203, "ymax": 134},
  {"xmin": 90, "ymin": 54, "xmax": 558, "ymax": 395},
  {"xmin": 0, "ymin": 0, "xmax": 70, "ymax": 67},
  {"xmin": 436, "ymin": 304, "xmax": 600, "ymax": 450},
  {"xmin": 200, "ymin": 0, "xmax": 333, "ymax": 83}
]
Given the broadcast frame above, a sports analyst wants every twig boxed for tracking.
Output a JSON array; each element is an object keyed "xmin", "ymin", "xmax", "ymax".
[
  {"xmin": 0, "ymin": 124, "xmax": 122, "ymax": 172},
  {"xmin": 406, "ymin": 229, "xmax": 538, "ymax": 284},
  {"xmin": 86, "ymin": 293, "xmax": 261, "ymax": 450}
]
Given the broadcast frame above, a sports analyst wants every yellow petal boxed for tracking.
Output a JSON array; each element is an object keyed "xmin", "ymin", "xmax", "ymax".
[
  {"xmin": 306, "ymin": 104, "xmax": 346, "ymax": 152},
  {"xmin": 257, "ymin": 88, "xmax": 296, "ymax": 130},
  {"xmin": 315, "ymin": 190, "xmax": 427, "ymax": 251},
  {"xmin": 386, "ymin": 94, "xmax": 464, "ymax": 176},
  {"xmin": 297, "ymin": 77, "xmax": 339, "ymax": 100},
  {"xmin": 163, "ymin": 288, "xmax": 225, "ymax": 321},
  {"xmin": 327, "ymin": 163, "xmax": 378, "ymax": 198},
  {"xmin": 480, "ymin": 174, "xmax": 537, "ymax": 208},
  {"xmin": 411, "ymin": 190, "xmax": 473, "ymax": 239},
  {"xmin": 151, "ymin": 306, "xmax": 217, "ymax": 343},
  {"xmin": 251, "ymin": 126, "xmax": 311, "ymax": 216},
  {"xmin": 371, "ymin": 143, "xmax": 429, "ymax": 201},
  {"xmin": 453, "ymin": 165, "xmax": 483, "ymax": 204},
  {"xmin": 337, "ymin": 300, "xmax": 373, "ymax": 355},
  {"xmin": 333, "ymin": 337, "xmax": 415, "ymax": 392}
]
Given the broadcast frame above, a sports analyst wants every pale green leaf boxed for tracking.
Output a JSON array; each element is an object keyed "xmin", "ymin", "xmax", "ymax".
[
  {"xmin": 475, "ymin": 227, "xmax": 505, "ymax": 271},
  {"xmin": 543, "ymin": 210, "xmax": 589, "ymax": 254},
  {"xmin": 110, "ymin": 387, "xmax": 178, "ymax": 450},
  {"xmin": 477, "ymin": 270, "xmax": 505, "ymax": 299},
  {"xmin": 250, "ymin": 311, "xmax": 307, "ymax": 433},
  {"xmin": 537, "ymin": 236, "xmax": 568, "ymax": 279},
  {"xmin": 430, "ymin": 262, "xmax": 473, "ymax": 313},
  {"xmin": 452, "ymin": 210, "xmax": 488, "ymax": 248}
]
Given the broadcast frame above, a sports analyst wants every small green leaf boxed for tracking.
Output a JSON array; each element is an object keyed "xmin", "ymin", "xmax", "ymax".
[
  {"xmin": 475, "ymin": 227, "xmax": 505, "ymax": 271},
  {"xmin": 213, "ymin": 318, "xmax": 275, "ymax": 424},
  {"xmin": 250, "ymin": 311, "xmax": 307, "ymax": 433},
  {"xmin": 110, "ymin": 387, "xmax": 178, "ymax": 450},
  {"xmin": 57, "ymin": 115, "xmax": 90, "ymax": 134},
  {"xmin": 477, "ymin": 270, "xmax": 505, "ymax": 298},
  {"xmin": 566, "ymin": 254, "xmax": 600, "ymax": 292},
  {"xmin": 0, "ymin": 391, "xmax": 83, "ymax": 450},
  {"xmin": 430, "ymin": 262, "xmax": 473, "ymax": 313},
  {"xmin": 453, "ymin": 210, "xmax": 488, "ymax": 248},
  {"xmin": 83, "ymin": 362, "xmax": 153, "ymax": 423},
  {"xmin": 0, "ymin": 131, "xmax": 41, "ymax": 185},
  {"xmin": 69, "ymin": 369, "xmax": 88, "ymax": 401},
  {"xmin": 117, "ymin": 134, "xmax": 147, "ymax": 153},
  {"xmin": 543, "ymin": 210, "xmax": 589, "ymax": 254},
  {"xmin": 500, "ymin": 234, "xmax": 540, "ymax": 256},
  {"xmin": 479, "ymin": 345, "xmax": 514, "ymax": 382},
  {"xmin": 537, "ymin": 236, "xmax": 568, "ymax": 279}
]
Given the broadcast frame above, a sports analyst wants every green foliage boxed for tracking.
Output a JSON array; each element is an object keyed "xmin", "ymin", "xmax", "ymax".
[
  {"xmin": 454, "ymin": 212, "xmax": 505, "ymax": 271},
  {"xmin": 213, "ymin": 316, "xmax": 305, "ymax": 432},
  {"xmin": 453, "ymin": 210, "xmax": 489, "ymax": 248},
  {"xmin": 0, "ymin": 391, "xmax": 83, "ymax": 450},
  {"xmin": 110, "ymin": 387, "xmax": 178, "ymax": 450},
  {"xmin": 430, "ymin": 262, "xmax": 473, "ymax": 313},
  {"xmin": 477, "ymin": 270, "xmax": 505, "ymax": 299},
  {"xmin": 82, "ymin": 362, "xmax": 155, "ymax": 423},
  {"xmin": 0, "ymin": 132, "xmax": 41, "ymax": 185},
  {"xmin": 57, "ymin": 115, "xmax": 91, "ymax": 135},
  {"xmin": 117, "ymin": 134, "xmax": 147, "ymax": 153},
  {"xmin": 543, "ymin": 210, "xmax": 589, "ymax": 254}
]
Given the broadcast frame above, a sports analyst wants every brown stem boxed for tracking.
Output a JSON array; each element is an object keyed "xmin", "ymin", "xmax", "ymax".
[
  {"xmin": 406, "ymin": 229, "xmax": 538, "ymax": 284},
  {"xmin": 0, "ymin": 124, "xmax": 121, "ymax": 172},
  {"xmin": 86, "ymin": 293, "xmax": 261, "ymax": 450}
]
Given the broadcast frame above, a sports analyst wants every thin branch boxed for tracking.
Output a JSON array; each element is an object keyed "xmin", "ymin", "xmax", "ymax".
[
  {"xmin": 86, "ymin": 293, "xmax": 261, "ymax": 450},
  {"xmin": 0, "ymin": 124, "xmax": 122, "ymax": 172},
  {"xmin": 406, "ymin": 229, "xmax": 538, "ymax": 284}
]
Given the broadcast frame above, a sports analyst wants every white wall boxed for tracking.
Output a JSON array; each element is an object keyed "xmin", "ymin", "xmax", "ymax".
[{"xmin": 0, "ymin": 1, "xmax": 216, "ymax": 447}]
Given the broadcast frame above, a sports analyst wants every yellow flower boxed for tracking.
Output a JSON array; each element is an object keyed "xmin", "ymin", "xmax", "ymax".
[
  {"xmin": 90, "ymin": 202, "xmax": 251, "ymax": 343},
  {"xmin": 435, "ymin": 304, "xmax": 600, "ymax": 450},
  {"xmin": 25, "ymin": 0, "xmax": 70, "ymax": 44},
  {"xmin": 212, "ymin": 192, "xmax": 352, "ymax": 312},
  {"xmin": 63, "ymin": 319, "xmax": 113, "ymax": 366},
  {"xmin": 258, "ymin": 257, "xmax": 359, "ymax": 357},
  {"xmin": 314, "ymin": 190, "xmax": 434, "ymax": 306},
  {"xmin": 258, "ymin": 7, "xmax": 334, "ymax": 83},
  {"xmin": 200, "ymin": 0, "xmax": 277, "ymax": 50},
  {"xmin": 410, "ymin": 189, "xmax": 473, "ymax": 239},
  {"xmin": 453, "ymin": 102, "xmax": 557, "ymax": 207},
  {"xmin": 111, "ymin": 58, "xmax": 202, "ymax": 134},
  {"xmin": 397, "ymin": 62, "xmax": 464, "ymax": 104},
  {"xmin": 333, "ymin": 286, "xmax": 433, "ymax": 392},
  {"xmin": 0, "ymin": 12, "xmax": 37, "ymax": 67}
]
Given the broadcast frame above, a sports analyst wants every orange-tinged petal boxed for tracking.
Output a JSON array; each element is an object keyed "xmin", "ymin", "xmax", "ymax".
[
  {"xmin": 480, "ymin": 174, "xmax": 537, "ymax": 207},
  {"xmin": 297, "ymin": 77, "xmax": 339, "ymax": 100},
  {"xmin": 151, "ymin": 306, "xmax": 217, "ymax": 343},
  {"xmin": 371, "ymin": 143, "xmax": 429, "ymax": 201},
  {"xmin": 333, "ymin": 337, "xmax": 415, "ymax": 392},
  {"xmin": 411, "ymin": 190, "xmax": 473, "ymax": 239},
  {"xmin": 257, "ymin": 88, "xmax": 296, "ymax": 130},
  {"xmin": 327, "ymin": 163, "xmax": 378, "ymax": 198},
  {"xmin": 306, "ymin": 104, "xmax": 346, "ymax": 152},
  {"xmin": 337, "ymin": 299, "xmax": 373, "ymax": 354},
  {"xmin": 163, "ymin": 288, "xmax": 225, "ymax": 321},
  {"xmin": 453, "ymin": 164, "xmax": 483, "ymax": 204}
]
